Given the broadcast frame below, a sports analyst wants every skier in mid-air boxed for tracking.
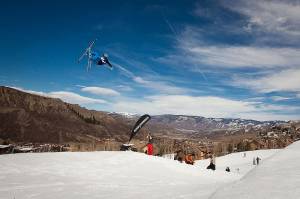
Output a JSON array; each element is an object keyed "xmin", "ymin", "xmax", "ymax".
[
  {"xmin": 78, "ymin": 39, "xmax": 113, "ymax": 71},
  {"xmin": 89, "ymin": 51, "xmax": 112, "ymax": 69}
]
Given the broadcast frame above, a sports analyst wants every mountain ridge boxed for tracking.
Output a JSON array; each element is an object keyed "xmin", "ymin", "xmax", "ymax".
[{"xmin": 0, "ymin": 86, "xmax": 294, "ymax": 144}]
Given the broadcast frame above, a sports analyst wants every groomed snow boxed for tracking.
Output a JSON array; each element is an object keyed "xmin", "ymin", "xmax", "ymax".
[
  {"xmin": 211, "ymin": 141, "xmax": 300, "ymax": 199},
  {"xmin": 0, "ymin": 144, "xmax": 296, "ymax": 199}
]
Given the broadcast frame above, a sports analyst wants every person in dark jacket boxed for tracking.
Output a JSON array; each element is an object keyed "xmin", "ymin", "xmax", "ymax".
[
  {"xmin": 206, "ymin": 155, "xmax": 216, "ymax": 170},
  {"xmin": 256, "ymin": 156, "xmax": 261, "ymax": 165},
  {"xmin": 225, "ymin": 167, "xmax": 230, "ymax": 172}
]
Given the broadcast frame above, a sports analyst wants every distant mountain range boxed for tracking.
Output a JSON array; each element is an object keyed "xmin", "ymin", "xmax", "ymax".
[
  {"xmin": 0, "ymin": 86, "xmax": 290, "ymax": 144},
  {"xmin": 151, "ymin": 114, "xmax": 281, "ymax": 133},
  {"xmin": 117, "ymin": 113, "xmax": 286, "ymax": 139}
]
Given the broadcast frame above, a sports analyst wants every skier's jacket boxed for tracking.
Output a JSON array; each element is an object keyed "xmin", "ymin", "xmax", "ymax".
[
  {"xmin": 147, "ymin": 143, "xmax": 153, "ymax": 155},
  {"xmin": 185, "ymin": 154, "xmax": 195, "ymax": 165}
]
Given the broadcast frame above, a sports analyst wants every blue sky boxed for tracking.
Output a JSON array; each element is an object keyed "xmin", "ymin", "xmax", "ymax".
[{"xmin": 1, "ymin": 0, "xmax": 300, "ymax": 121}]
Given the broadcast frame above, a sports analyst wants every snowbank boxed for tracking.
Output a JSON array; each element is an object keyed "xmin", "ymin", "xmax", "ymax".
[{"xmin": 0, "ymin": 147, "xmax": 283, "ymax": 199}]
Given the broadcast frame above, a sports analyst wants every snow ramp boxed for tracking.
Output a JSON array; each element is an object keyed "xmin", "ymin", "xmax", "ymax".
[
  {"xmin": 0, "ymin": 148, "xmax": 284, "ymax": 199},
  {"xmin": 0, "ymin": 151, "xmax": 235, "ymax": 199}
]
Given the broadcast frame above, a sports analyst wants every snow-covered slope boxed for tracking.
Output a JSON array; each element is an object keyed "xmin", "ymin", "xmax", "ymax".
[
  {"xmin": 0, "ymin": 152, "xmax": 232, "ymax": 199},
  {"xmin": 0, "ymin": 146, "xmax": 294, "ymax": 199},
  {"xmin": 195, "ymin": 149, "xmax": 280, "ymax": 176},
  {"xmin": 211, "ymin": 141, "xmax": 300, "ymax": 199}
]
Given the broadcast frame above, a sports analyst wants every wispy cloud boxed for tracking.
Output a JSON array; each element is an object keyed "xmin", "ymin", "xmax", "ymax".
[
  {"xmin": 113, "ymin": 62, "xmax": 187, "ymax": 94},
  {"xmin": 179, "ymin": 45, "xmax": 300, "ymax": 69},
  {"xmin": 193, "ymin": 3, "xmax": 212, "ymax": 18},
  {"xmin": 156, "ymin": 18, "xmax": 300, "ymax": 103},
  {"xmin": 133, "ymin": 76, "xmax": 187, "ymax": 94},
  {"xmin": 233, "ymin": 69, "xmax": 300, "ymax": 93},
  {"xmin": 80, "ymin": 86, "xmax": 120, "ymax": 96},
  {"xmin": 11, "ymin": 87, "xmax": 107, "ymax": 105},
  {"xmin": 48, "ymin": 91, "xmax": 107, "ymax": 104},
  {"xmin": 157, "ymin": 26, "xmax": 300, "ymax": 70},
  {"xmin": 113, "ymin": 94, "xmax": 300, "ymax": 121},
  {"xmin": 223, "ymin": 0, "xmax": 300, "ymax": 39},
  {"xmin": 11, "ymin": 87, "xmax": 47, "ymax": 97},
  {"xmin": 112, "ymin": 62, "xmax": 135, "ymax": 79},
  {"xmin": 271, "ymin": 96, "xmax": 291, "ymax": 102},
  {"xmin": 116, "ymin": 85, "xmax": 133, "ymax": 92}
]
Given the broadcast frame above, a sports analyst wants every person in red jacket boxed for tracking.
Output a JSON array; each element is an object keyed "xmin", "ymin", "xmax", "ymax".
[{"xmin": 147, "ymin": 142, "xmax": 153, "ymax": 155}]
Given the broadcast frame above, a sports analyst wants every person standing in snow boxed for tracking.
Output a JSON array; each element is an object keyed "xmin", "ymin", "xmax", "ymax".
[
  {"xmin": 256, "ymin": 156, "xmax": 261, "ymax": 165},
  {"xmin": 253, "ymin": 157, "xmax": 256, "ymax": 165},
  {"xmin": 144, "ymin": 133, "xmax": 153, "ymax": 155},
  {"xmin": 206, "ymin": 154, "xmax": 216, "ymax": 170},
  {"xmin": 146, "ymin": 142, "xmax": 153, "ymax": 155},
  {"xmin": 212, "ymin": 154, "xmax": 216, "ymax": 166}
]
